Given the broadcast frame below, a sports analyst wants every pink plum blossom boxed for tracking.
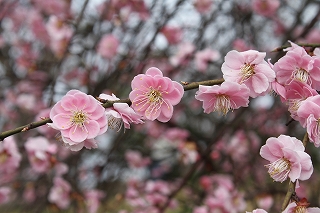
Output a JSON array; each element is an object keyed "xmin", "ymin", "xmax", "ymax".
[
  {"xmin": 0, "ymin": 136, "xmax": 22, "ymax": 173},
  {"xmin": 194, "ymin": 48, "xmax": 220, "ymax": 72},
  {"xmin": 25, "ymin": 136, "xmax": 57, "ymax": 173},
  {"xmin": 274, "ymin": 42, "xmax": 320, "ymax": 90},
  {"xmin": 297, "ymin": 95, "xmax": 320, "ymax": 147},
  {"xmin": 160, "ymin": 25, "xmax": 182, "ymax": 45},
  {"xmin": 221, "ymin": 50, "xmax": 276, "ymax": 97},
  {"xmin": 48, "ymin": 177, "xmax": 71, "ymax": 209},
  {"xmin": 98, "ymin": 93, "xmax": 144, "ymax": 131},
  {"xmin": 193, "ymin": 0, "xmax": 213, "ymax": 14},
  {"xmin": 260, "ymin": 135, "xmax": 313, "ymax": 182},
  {"xmin": 282, "ymin": 199, "xmax": 320, "ymax": 213},
  {"xmin": 97, "ymin": 34, "xmax": 119, "ymax": 59},
  {"xmin": 285, "ymin": 81, "xmax": 317, "ymax": 123},
  {"xmin": 49, "ymin": 90, "xmax": 108, "ymax": 151},
  {"xmin": 125, "ymin": 150, "xmax": 150, "ymax": 168},
  {"xmin": 195, "ymin": 81, "xmax": 250, "ymax": 114},
  {"xmin": 0, "ymin": 187, "xmax": 11, "ymax": 204},
  {"xmin": 252, "ymin": 0, "xmax": 280, "ymax": 17},
  {"xmin": 193, "ymin": 206, "xmax": 208, "ymax": 213},
  {"xmin": 169, "ymin": 42, "xmax": 195, "ymax": 67},
  {"xmin": 129, "ymin": 67, "xmax": 184, "ymax": 122}
]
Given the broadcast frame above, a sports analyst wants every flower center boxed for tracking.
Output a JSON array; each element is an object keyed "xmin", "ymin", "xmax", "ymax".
[
  {"xmin": 240, "ymin": 63, "xmax": 255, "ymax": 83},
  {"xmin": 107, "ymin": 115, "xmax": 123, "ymax": 132},
  {"xmin": 293, "ymin": 68, "xmax": 309, "ymax": 83},
  {"xmin": 288, "ymin": 99, "xmax": 303, "ymax": 114},
  {"xmin": 215, "ymin": 95, "xmax": 232, "ymax": 115},
  {"xmin": 72, "ymin": 111, "xmax": 87, "ymax": 124},
  {"xmin": 265, "ymin": 157, "xmax": 291, "ymax": 182},
  {"xmin": 148, "ymin": 89, "xmax": 162, "ymax": 103},
  {"xmin": 294, "ymin": 206, "xmax": 307, "ymax": 213}
]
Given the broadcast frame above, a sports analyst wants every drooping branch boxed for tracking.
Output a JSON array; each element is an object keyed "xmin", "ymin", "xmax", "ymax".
[{"xmin": 0, "ymin": 78, "xmax": 224, "ymax": 141}]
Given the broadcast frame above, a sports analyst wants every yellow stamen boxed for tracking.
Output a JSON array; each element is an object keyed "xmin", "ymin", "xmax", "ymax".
[{"xmin": 240, "ymin": 63, "xmax": 255, "ymax": 83}]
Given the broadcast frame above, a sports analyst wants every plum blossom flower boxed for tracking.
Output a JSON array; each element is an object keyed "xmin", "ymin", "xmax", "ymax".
[
  {"xmin": 260, "ymin": 135, "xmax": 313, "ymax": 182},
  {"xmin": 25, "ymin": 136, "xmax": 57, "ymax": 173},
  {"xmin": 48, "ymin": 177, "xmax": 71, "ymax": 209},
  {"xmin": 97, "ymin": 34, "xmax": 119, "ymax": 59},
  {"xmin": 297, "ymin": 95, "xmax": 320, "ymax": 147},
  {"xmin": 195, "ymin": 48, "xmax": 220, "ymax": 72},
  {"xmin": 285, "ymin": 81, "xmax": 317, "ymax": 123},
  {"xmin": 195, "ymin": 81, "xmax": 250, "ymax": 114},
  {"xmin": 129, "ymin": 67, "xmax": 184, "ymax": 122},
  {"xmin": 222, "ymin": 50, "xmax": 275, "ymax": 98},
  {"xmin": 49, "ymin": 90, "xmax": 108, "ymax": 151},
  {"xmin": 282, "ymin": 199, "xmax": 320, "ymax": 213},
  {"xmin": 251, "ymin": 0, "xmax": 280, "ymax": 17},
  {"xmin": 274, "ymin": 42, "xmax": 320, "ymax": 90},
  {"xmin": 0, "ymin": 136, "xmax": 21, "ymax": 173},
  {"xmin": 193, "ymin": 0, "xmax": 213, "ymax": 14},
  {"xmin": 98, "ymin": 93, "xmax": 143, "ymax": 131}
]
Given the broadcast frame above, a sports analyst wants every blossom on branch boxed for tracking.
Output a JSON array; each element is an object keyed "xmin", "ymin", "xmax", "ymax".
[
  {"xmin": 195, "ymin": 81, "xmax": 250, "ymax": 114},
  {"xmin": 282, "ymin": 198, "xmax": 320, "ymax": 213},
  {"xmin": 129, "ymin": 67, "xmax": 184, "ymax": 122},
  {"xmin": 48, "ymin": 90, "xmax": 108, "ymax": 151},
  {"xmin": 260, "ymin": 135, "xmax": 313, "ymax": 183},
  {"xmin": 99, "ymin": 93, "xmax": 144, "ymax": 131},
  {"xmin": 222, "ymin": 50, "xmax": 275, "ymax": 98}
]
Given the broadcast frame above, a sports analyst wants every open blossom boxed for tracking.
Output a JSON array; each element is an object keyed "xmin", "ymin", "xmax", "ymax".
[
  {"xmin": 195, "ymin": 81, "xmax": 250, "ymax": 114},
  {"xmin": 129, "ymin": 67, "xmax": 184, "ymax": 122},
  {"xmin": 297, "ymin": 95, "xmax": 320, "ymax": 147},
  {"xmin": 282, "ymin": 199, "xmax": 320, "ymax": 213},
  {"xmin": 25, "ymin": 136, "xmax": 57, "ymax": 173},
  {"xmin": 49, "ymin": 90, "xmax": 108, "ymax": 151},
  {"xmin": 285, "ymin": 81, "xmax": 317, "ymax": 123},
  {"xmin": 48, "ymin": 177, "xmax": 71, "ymax": 209},
  {"xmin": 97, "ymin": 34, "xmax": 119, "ymax": 59},
  {"xmin": 98, "ymin": 93, "xmax": 143, "ymax": 131},
  {"xmin": 251, "ymin": 0, "xmax": 280, "ymax": 17},
  {"xmin": 222, "ymin": 50, "xmax": 275, "ymax": 98},
  {"xmin": 260, "ymin": 135, "xmax": 313, "ymax": 182},
  {"xmin": 274, "ymin": 42, "xmax": 320, "ymax": 89},
  {"xmin": 0, "ymin": 136, "xmax": 21, "ymax": 173}
]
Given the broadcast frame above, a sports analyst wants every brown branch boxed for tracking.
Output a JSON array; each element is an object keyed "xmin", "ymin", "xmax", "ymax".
[
  {"xmin": 0, "ymin": 78, "xmax": 224, "ymax": 141},
  {"xmin": 272, "ymin": 43, "xmax": 320, "ymax": 52}
]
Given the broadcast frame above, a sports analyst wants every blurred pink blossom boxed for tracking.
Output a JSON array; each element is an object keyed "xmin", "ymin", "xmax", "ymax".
[
  {"xmin": 195, "ymin": 81, "xmax": 250, "ymax": 114},
  {"xmin": 256, "ymin": 194, "xmax": 273, "ymax": 211},
  {"xmin": 160, "ymin": 25, "xmax": 182, "ymax": 45},
  {"xmin": 25, "ymin": 136, "xmax": 57, "ymax": 173},
  {"xmin": 170, "ymin": 42, "xmax": 195, "ymax": 67},
  {"xmin": 99, "ymin": 93, "xmax": 144, "ymax": 131},
  {"xmin": 85, "ymin": 189, "xmax": 105, "ymax": 213},
  {"xmin": 125, "ymin": 150, "xmax": 150, "ymax": 168},
  {"xmin": 251, "ymin": 0, "xmax": 280, "ymax": 17},
  {"xmin": 0, "ymin": 187, "xmax": 11, "ymax": 204},
  {"xmin": 0, "ymin": 136, "xmax": 21, "ymax": 173},
  {"xmin": 222, "ymin": 50, "xmax": 275, "ymax": 98},
  {"xmin": 246, "ymin": 209, "xmax": 268, "ymax": 213},
  {"xmin": 48, "ymin": 177, "xmax": 71, "ymax": 209},
  {"xmin": 194, "ymin": 48, "xmax": 220, "ymax": 72},
  {"xmin": 97, "ymin": 34, "xmax": 119, "ymax": 59},
  {"xmin": 129, "ymin": 67, "xmax": 184, "ymax": 122},
  {"xmin": 193, "ymin": 0, "xmax": 213, "ymax": 14},
  {"xmin": 48, "ymin": 90, "xmax": 108, "ymax": 151},
  {"xmin": 32, "ymin": 0, "xmax": 70, "ymax": 19},
  {"xmin": 260, "ymin": 135, "xmax": 313, "ymax": 182},
  {"xmin": 232, "ymin": 38, "xmax": 253, "ymax": 51}
]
